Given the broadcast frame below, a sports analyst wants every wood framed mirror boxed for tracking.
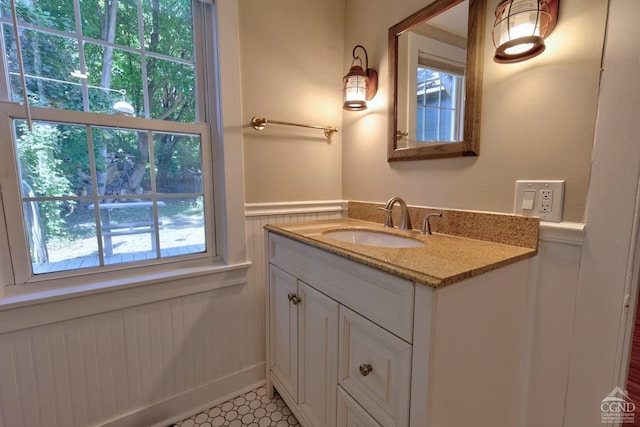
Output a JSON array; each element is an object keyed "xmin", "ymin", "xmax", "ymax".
[{"xmin": 388, "ymin": 0, "xmax": 486, "ymax": 161}]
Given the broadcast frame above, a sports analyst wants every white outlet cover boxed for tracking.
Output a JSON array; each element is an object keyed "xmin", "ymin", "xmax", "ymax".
[{"xmin": 514, "ymin": 180, "xmax": 565, "ymax": 222}]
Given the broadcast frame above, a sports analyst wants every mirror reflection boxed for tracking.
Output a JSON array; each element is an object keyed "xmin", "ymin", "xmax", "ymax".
[
  {"xmin": 388, "ymin": 0, "xmax": 486, "ymax": 161},
  {"xmin": 396, "ymin": 3, "xmax": 468, "ymax": 148}
]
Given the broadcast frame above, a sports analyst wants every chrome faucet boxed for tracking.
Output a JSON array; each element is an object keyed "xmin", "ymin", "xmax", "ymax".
[
  {"xmin": 379, "ymin": 197, "xmax": 413, "ymax": 230},
  {"xmin": 421, "ymin": 212, "xmax": 442, "ymax": 235}
]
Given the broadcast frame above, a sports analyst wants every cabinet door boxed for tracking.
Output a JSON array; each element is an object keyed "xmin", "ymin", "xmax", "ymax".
[
  {"xmin": 298, "ymin": 281, "xmax": 339, "ymax": 427},
  {"xmin": 269, "ymin": 265, "xmax": 299, "ymax": 400},
  {"xmin": 337, "ymin": 387, "xmax": 382, "ymax": 427}
]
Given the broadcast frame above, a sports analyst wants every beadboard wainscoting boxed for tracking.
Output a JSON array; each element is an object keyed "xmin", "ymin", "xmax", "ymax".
[
  {"xmin": 244, "ymin": 200, "xmax": 348, "ymax": 352},
  {"xmin": 0, "ymin": 199, "xmax": 584, "ymax": 427},
  {"xmin": 522, "ymin": 222, "xmax": 586, "ymax": 427},
  {"xmin": 0, "ymin": 265, "xmax": 267, "ymax": 427}
]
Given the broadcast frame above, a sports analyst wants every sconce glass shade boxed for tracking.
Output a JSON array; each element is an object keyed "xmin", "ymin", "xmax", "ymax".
[
  {"xmin": 343, "ymin": 65, "xmax": 368, "ymax": 111},
  {"xmin": 493, "ymin": 0, "xmax": 559, "ymax": 63},
  {"xmin": 343, "ymin": 45, "xmax": 378, "ymax": 111}
]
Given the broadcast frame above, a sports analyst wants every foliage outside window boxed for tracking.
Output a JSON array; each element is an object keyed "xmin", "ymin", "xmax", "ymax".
[{"xmin": 0, "ymin": 0, "xmax": 215, "ymax": 279}]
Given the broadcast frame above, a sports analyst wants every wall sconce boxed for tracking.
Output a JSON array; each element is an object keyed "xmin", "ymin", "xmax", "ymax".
[
  {"xmin": 343, "ymin": 45, "xmax": 378, "ymax": 111},
  {"xmin": 492, "ymin": 0, "xmax": 560, "ymax": 64}
]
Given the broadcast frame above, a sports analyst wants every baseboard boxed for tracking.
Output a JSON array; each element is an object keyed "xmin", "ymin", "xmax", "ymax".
[{"xmin": 99, "ymin": 362, "xmax": 266, "ymax": 427}]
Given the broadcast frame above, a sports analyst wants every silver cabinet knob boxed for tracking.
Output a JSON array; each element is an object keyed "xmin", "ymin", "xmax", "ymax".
[
  {"xmin": 359, "ymin": 363, "xmax": 373, "ymax": 376},
  {"xmin": 287, "ymin": 293, "xmax": 301, "ymax": 305}
]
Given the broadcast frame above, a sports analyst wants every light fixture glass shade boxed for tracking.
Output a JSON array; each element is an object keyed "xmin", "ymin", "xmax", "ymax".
[
  {"xmin": 493, "ymin": 0, "xmax": 556, "ymax": 63},
  {"xmin": 343, "ymin": 66, "xmax": 368, "ymax": 111}
]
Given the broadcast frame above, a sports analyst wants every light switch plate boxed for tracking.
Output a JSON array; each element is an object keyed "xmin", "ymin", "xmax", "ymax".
[{"xmin": 514, "ymin": 180, "xmax": 565, "ymax": 222}]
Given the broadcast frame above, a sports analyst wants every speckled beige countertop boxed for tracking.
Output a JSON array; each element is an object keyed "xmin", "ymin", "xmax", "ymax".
[{"xmin": 265, "ymin": 218, "xmax": 538, "ymax": 288}]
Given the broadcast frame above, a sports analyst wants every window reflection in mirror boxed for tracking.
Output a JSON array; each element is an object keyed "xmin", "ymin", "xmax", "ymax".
[
  {"xmin": 417, "ymin": 66, "xmax": 464, "ymax": 143},
  {"xmin": 388, "ymin": 0, "xmax": 485, "ymax": 161},
  {"xmin": 396, "ymin": 4, "xmax": 468, "ymax": 149}
]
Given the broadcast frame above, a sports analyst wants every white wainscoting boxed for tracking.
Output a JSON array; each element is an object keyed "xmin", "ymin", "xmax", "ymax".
[
  {"xmin": 0, "ymin": 200, "xmax": 581, "ymax": 427},
  {"xmin": 0, "ymin": 201, "xmax": 345, "ymax": 427},
  {"xmin": 521, "ymin": 222, "xmax": 585, "ymax": 427},
  {"xmin": 0, "ymin": 267, "xmax": 265, "ymax": 427},
  {"xmin": 244, "ymin": 200, "xmax": 347, "ymax": 361}
]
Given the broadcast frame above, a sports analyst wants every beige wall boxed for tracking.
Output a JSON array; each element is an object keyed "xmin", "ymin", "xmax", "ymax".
[
  {"xmin": 341, "ymin": 0, "xmax": 606, "ymax": 223},
  {"xmin": 239, "ymin": 0, "xmax": 607, "ymax": 222},
  {"xmin": 239, "ymin": 0, "xmax": 345, "ymax": 203}
]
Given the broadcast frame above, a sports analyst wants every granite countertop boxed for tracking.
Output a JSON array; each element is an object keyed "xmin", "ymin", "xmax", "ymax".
[{"xmin": 265, "ymin": 218, "xmax": 538, "ymax": 288}]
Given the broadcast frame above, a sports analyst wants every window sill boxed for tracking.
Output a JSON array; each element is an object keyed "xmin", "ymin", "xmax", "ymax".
[{"xmin": 0, "ymin": 261, "xmax": 251, "ymax": 334}]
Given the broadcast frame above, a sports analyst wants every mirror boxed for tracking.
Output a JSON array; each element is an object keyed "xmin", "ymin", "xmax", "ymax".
[{"xmin": 388, "ymin": 0, "xmax": 486, "ymax": 161}]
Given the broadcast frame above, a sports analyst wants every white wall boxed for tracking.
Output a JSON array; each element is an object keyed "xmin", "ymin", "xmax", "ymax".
[{"xmin": 563, "ymin": 0, "xmax": 640, "ymax": 424}]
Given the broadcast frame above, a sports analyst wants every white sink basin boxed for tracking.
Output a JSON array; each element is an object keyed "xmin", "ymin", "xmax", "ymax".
[{"xmin": 322, "ymin": 229, "xmax": 424, "ymax": 248}]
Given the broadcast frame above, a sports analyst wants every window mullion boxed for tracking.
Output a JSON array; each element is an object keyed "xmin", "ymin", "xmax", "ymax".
[
  {"xmin": 192, "ymin": 1, "xmax": 207, "ymax": 122},
  {"xmin": 147, "ymin": 130, "xmax": 163, "ymax": 258},
  {"xmin": 0, "ymin": 113, "xmax": 31, "ymax": 284},
  {"xmin": 85, "ymin": 125, "xmax": 106, "ymax": 266},
  {"xmin": 137, "ymin": 0, "xmax": 151, "ymax": 119},
  {"xmin": 0, "ymin": 20, "xmax": 11, "ymax": 101},
  {"xmin": 72, "ymin": 0, "xmax": 90, "ymax": 112}
]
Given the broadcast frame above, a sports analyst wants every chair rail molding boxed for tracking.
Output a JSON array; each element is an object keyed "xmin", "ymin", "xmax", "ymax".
[{"xmin": 244, "ymin": 200, "xmax": 348, "ymax": 217}]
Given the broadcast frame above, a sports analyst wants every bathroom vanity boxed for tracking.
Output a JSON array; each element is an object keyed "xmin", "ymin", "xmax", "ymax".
[{"xmin": 265, "ymin": 216, "xmax": 538, "ymax": 427}]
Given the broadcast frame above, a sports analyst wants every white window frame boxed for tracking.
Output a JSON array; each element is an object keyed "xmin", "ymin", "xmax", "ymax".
[
  {"xmin": 406, "ymin": 31, "xmax": 467, "ymax": 144},
  {"xmin": 415, "ymin": 64, "xmax": 465, "ymax": 142},
  {"xmin": 0, "ymin": 0, "xmax": 247, "ymax": 297}
]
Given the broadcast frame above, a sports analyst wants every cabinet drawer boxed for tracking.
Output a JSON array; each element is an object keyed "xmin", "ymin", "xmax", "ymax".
[
  {"xmin": 269, "ymin": 233, "xmax": 415, "ymax": 342},
  {"xmin": 339, "ymin": 306, "xmax": 412, "ymax": 427},
  {"xmin": 337, "ymin": 387, "xmax": 382, "ymax": 427}
]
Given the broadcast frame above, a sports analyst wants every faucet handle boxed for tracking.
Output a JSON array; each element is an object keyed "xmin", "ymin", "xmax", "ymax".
[
  {"xmin": 377, "ymin": 207, "xmax": 393, "ymax": 228},
  {"xmin": 421, "ymin": 213, "xmax": 442, "ymax": 235}
]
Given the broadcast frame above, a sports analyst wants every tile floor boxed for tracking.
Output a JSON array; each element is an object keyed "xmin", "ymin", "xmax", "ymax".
[{"xmin": 172, "ymin": 386, "xmax": 300, "ymax": 427}]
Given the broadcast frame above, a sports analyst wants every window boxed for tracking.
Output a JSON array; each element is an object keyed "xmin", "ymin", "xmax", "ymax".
[
  {"xmin": 402, "ymin": 30, "xmax": 467, "ymax": 146},
  {"xmin": 416, "ymin": 61, "xmax": 465, "ymax": 143},
  {"xmin": 0, "ymin": 0, "xmax": 218, "ymax": 283}
]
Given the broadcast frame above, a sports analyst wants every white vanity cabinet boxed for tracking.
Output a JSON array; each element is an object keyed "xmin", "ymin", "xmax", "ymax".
[
  {"xmin": 269, "ymin": 265, "xmax": 339, "ymax": 427},
  {"xmin": 338, "ymin": 306, "xmax": 412, "ymax": 427},
  {"xmin": 267, "ymin": 232, "xmax": 415, "ymax": 427},
  {"xmin": 266, "ymin": 231, "xmax": 530, "ymax": 427}
]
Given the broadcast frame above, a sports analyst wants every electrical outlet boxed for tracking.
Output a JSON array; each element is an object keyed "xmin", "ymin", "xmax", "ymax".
[
  {"xmin": 514, "ymin": 180, "xmax": 565, "ymax": 222},
  {"xmin": 540, "ymin": 189, "xmax": 553, "ymax": 212}
]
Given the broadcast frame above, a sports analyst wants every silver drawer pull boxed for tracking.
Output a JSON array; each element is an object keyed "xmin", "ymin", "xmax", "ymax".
[
  {"xmin": 287, "ymin": 293, "xmax": 301, "ymax": 305},
  {"xmin": 359, "ymin": 363, "xmax": 373, "ymax": 376}
]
